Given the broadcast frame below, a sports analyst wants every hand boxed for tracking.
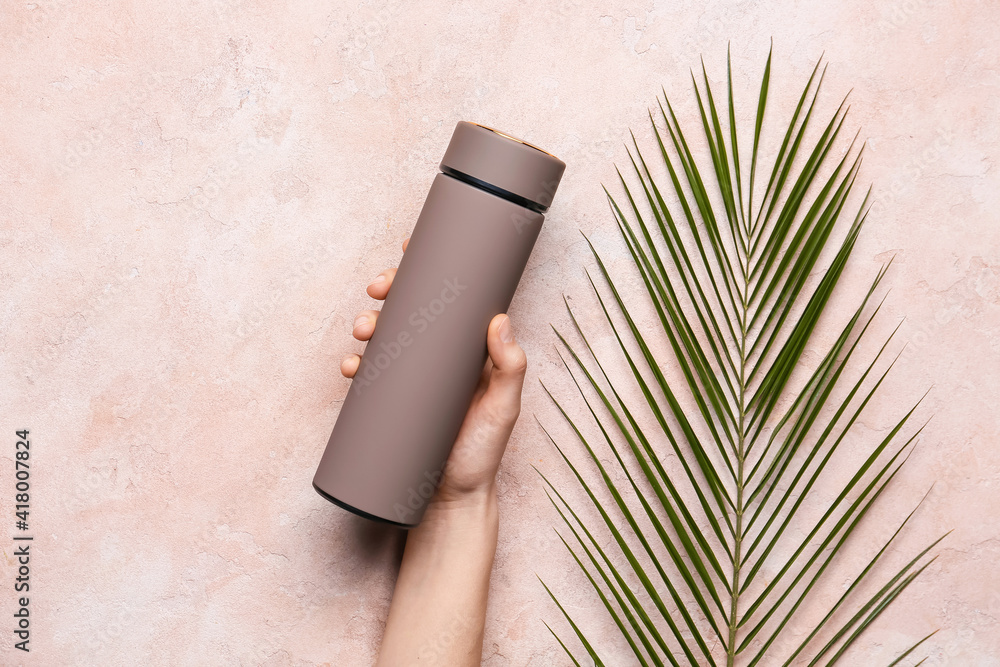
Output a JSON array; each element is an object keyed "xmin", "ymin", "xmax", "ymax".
[
  {"xmin": 363, "ymin": 238, "xmax": 526, "ymax": 666},
  {"xmin": 341, "ymin": 238, "xmax": 529, "ymax": 512}
]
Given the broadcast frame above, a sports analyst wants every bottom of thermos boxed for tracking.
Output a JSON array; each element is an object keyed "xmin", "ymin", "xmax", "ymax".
[{"xmin": 312, "ymin": 482, "xmax": 416, "ymax": 529}]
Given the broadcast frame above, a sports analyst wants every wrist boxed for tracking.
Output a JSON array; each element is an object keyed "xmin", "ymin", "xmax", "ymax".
[{"xmin": 417, "ymin": 482, "xmax": 499, "ymax": 535}]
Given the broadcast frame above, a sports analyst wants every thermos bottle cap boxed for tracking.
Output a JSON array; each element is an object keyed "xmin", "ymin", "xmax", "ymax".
[{"xmin": 440, "ymin": 121, "xmax": 566, "ymax": 213}]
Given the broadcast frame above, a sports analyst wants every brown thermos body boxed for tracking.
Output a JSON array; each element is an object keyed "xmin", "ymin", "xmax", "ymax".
[{"xmin": 313, "ymin": 121, "xmax": 566, "ymax": 527}]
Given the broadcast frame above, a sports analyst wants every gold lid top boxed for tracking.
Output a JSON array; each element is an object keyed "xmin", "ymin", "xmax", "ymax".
[{"xmin": 469, "ymin": 122, "xmax": 558, "ymax": 158}]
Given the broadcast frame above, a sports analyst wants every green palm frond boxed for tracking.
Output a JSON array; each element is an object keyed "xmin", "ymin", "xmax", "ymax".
[{"xmin": 537, "ymin": 45, "xmax": 947, "ymax": 666}]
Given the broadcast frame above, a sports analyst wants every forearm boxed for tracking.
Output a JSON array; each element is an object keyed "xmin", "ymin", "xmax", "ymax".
[{"xmin": 377, "ymin": 486, "xmax": 499, "ymax": 666}]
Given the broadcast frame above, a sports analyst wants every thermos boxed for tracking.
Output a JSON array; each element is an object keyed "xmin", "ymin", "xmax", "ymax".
[{"xmin": 312, "ymin": 121, "xmax": 566, "ymax": 527}]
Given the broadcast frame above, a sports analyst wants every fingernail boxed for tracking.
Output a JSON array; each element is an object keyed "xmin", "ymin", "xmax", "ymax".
[
  {"xmin": 498, "ymin": 315, "xmax": 514, "ymax": 343},
  {"xmin": 353, "ymin": 314, "xmax": 367, "ymax": 330},
  {"xmin": 368, "ymin": 274, "xmax": 386, "ymax": 287}
]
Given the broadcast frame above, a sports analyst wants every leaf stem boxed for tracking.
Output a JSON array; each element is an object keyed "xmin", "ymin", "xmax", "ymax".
[{"xmin": 727, "ymin": 192, "xmax": 751, "ymax": 666}]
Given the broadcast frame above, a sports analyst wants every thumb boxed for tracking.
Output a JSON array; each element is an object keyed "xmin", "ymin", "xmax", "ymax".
[{"xmin": 482, "ymin": 313, "xmax": 528, "ymax": 421}]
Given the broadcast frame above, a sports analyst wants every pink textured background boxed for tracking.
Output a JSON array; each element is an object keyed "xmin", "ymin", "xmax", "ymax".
[{"xmin": 2, "ymin": 0, "xmax": 998, "ymax": 664}]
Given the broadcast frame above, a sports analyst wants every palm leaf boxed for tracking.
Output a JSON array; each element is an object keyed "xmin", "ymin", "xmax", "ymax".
[{"xmin": 537, "ymin": 45, "xmax": 946, "ymax": 666}]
